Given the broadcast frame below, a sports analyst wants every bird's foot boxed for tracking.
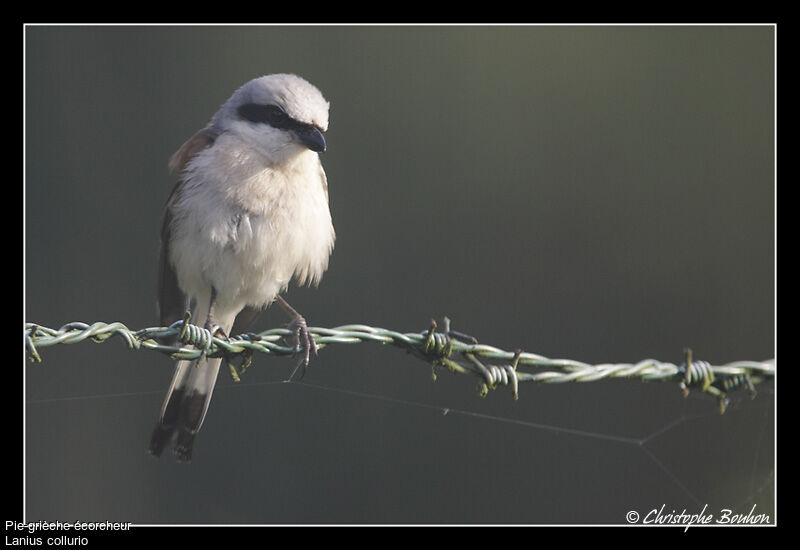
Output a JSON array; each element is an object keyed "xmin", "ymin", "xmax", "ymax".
[
  {"xmin": 203, "ymin": 318, "xmax": 228, "ymax": 340},
  {"xmin": 286, "ymin": 315, "xmax": 318, "ymax": 380}
]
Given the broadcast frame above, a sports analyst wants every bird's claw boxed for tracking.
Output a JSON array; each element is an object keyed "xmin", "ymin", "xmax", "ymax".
[
  {"xmin": 203, "ymin": 320, "xmax": 228, "ymax": 340},
  {"xmin": 287, "ymin": 316, "xmax": 317, "ymax": 380}
]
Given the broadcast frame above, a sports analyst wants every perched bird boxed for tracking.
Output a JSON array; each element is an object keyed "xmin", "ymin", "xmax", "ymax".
[{"xmin": 149, "ymin": 74, "xmax": 335, "ymax": 461}]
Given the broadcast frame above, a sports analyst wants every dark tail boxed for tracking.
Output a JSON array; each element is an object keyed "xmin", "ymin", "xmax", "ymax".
[
  {"xmin": 149, "ymin": 358, "xmax": 221, "ymax": 462},
  {"xmin": 148, "ymin": 387, "xmax": 185, "ymax": 457},
  {"xmin": 149, "ymin": 387, "xmax": 212, "ymax": 462}
]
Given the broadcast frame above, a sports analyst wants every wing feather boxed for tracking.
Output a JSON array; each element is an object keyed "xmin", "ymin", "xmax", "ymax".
[{"xmin": 158, "ymin": 127, "xmax": 219, "ymax": 329}]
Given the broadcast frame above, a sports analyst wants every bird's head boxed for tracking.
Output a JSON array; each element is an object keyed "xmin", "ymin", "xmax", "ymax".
[{"xmin": 211, "ymin": 74, "xmax": 329, "ymax": 163}]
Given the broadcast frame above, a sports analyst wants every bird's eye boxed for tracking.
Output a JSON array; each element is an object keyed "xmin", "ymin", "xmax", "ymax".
[
  {"xmin": 268, "ymin": 107, "xmax": 289, "ymax": 126},
  {"xmin": 237, "ymin": 103, "xmax": 293, "ymax": 129}
]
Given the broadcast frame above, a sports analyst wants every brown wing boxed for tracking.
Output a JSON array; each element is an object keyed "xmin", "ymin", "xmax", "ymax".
[
  {"xmin": 157, "ymin": 183, "xmax": 186, "ymax": 328},
  {"xmin": 158, "ymin": 127, "xmax": 218, "ymax": 328},
  {"xmin": 168, "ymin": 126, "xmax": 219, "ymax": 175}
]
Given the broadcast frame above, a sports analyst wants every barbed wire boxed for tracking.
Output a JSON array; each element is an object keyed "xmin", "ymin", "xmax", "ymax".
[{"xmin": 24, "ymin": 318, "xmax": 775, "ymax": 413}]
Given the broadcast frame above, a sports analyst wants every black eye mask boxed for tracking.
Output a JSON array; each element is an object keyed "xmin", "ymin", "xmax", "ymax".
[{"xmin": 237, "ymin": 103, "xmax": 319, "ymax": 134}]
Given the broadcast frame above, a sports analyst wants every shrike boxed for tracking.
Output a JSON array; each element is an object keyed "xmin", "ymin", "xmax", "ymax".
[{"xmin": 149, "ymin": 74, "xmax": 335, "ymax": 462}]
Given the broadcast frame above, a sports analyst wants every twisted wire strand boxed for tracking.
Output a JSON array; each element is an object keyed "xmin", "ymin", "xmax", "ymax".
[{"xmin": 24, "ymin": 319, "xmax": 775, "ymax": 411}]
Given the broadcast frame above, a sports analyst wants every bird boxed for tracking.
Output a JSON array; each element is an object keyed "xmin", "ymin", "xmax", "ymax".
[{"xmin": 148, "ymin": 74, "xmax": 335, "ymax": 462}]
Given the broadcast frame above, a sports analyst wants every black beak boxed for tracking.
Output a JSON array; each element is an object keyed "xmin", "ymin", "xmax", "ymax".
[{"xmin": 296, "ymin": 126, "xmax": 326, "ymax": 153}]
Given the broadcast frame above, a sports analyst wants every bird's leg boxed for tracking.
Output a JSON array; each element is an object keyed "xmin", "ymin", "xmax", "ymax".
[
  {"xmin": 204, "ymin": 286, "xmax": 228, "ymax": 339},
  {"xmin": 275, "ymin": 295, "xmax": 318, "ymax": 378}
]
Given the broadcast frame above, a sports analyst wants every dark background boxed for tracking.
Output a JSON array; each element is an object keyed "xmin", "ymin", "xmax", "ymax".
[{"xmin": 24, "ymin": 25, "xmax": 774, "ymax": 524}]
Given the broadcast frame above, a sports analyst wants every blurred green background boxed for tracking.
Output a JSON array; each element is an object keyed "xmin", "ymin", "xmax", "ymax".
[{"xmin": 24, "ymin": 25, "xmax": 774, "ymax": 524}]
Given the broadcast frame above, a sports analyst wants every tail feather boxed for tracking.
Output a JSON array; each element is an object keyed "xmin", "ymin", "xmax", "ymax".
[
  {"xmin": 174, "ymin": 429, "xmax": 197, "ymax": 462},
  {"xmin": 149, "ymin": 297, "xmax": 233, "ymax": 462},
  {"xmin": 148, "ymin": 425, "xmax": 173, "ymax": 457},
  {"xmin": 148, "ymin": 385, "xmax": 187, "ymax": 457},
  {"xmin": 149, "ymin": 359, "xmax": 223, "ymax": 462},
  {"xmin": 176, "ymin": 388, "xmax": 210, "ymax": 434}
]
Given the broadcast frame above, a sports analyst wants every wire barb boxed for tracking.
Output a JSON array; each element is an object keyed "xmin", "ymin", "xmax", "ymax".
[{"xmin": 24, "ymin": 319, "xmax": 775, "ymax": 413}]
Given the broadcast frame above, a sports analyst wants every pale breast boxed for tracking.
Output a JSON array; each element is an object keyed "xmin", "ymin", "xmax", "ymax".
[{"xmin": 169, "ymin": 134, "xmax": 335, "ymax": 310}]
